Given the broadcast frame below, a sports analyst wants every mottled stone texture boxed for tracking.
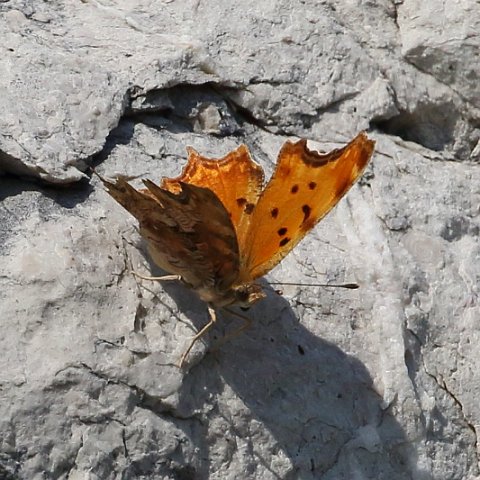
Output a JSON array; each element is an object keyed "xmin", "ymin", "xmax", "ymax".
[{"xmin": 1, "ymin": 1, "xmax": 479, "ymax": 479}]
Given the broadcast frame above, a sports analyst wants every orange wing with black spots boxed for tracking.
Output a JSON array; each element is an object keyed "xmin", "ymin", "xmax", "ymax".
[
  {"xmin": 161, "ymin": 144, "xmax": 264, "ymax": 247},
  {"xmin": 238, "ymin": 132, "xmax": 375, "ymax": 281}
]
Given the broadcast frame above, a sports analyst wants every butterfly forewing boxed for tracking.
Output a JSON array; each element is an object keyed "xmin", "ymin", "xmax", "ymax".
[{"xmin": 238, "ymin": 132, "xmax": 375, "ymax": 281}]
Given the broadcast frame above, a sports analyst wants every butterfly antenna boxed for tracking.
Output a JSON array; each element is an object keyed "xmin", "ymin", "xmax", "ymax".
[{"xmin": 268, "ymin": 281, "xmax": 359, "ymax": 289}]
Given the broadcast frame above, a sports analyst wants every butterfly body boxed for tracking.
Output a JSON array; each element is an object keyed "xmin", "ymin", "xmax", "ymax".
[{"xmin": 98, "ymin": 132, "xmax": 374, "ymax": 364}]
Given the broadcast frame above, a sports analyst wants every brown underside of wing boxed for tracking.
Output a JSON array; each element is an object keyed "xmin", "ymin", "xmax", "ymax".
[{"xmin": 99, "ymin": 175, "xmax": 240, "ymax": 291}]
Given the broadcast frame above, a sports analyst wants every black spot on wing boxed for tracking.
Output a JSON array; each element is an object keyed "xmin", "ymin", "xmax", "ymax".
[
  {"xmin": 277, "ymin": 227, "xmax": 288, "ymax": 236},
  {"xmin": 236, "ymin": 197, "xmax": 247, "ymax": 207},
  {"xmin": 279, "ymin": 237, "xmax": 290, "ymax": 247},
  {"xmin": 291, "ymin": 185, "xmax": 299, "ymax": 194},
  {"xmin": 302, "ymin": 205, "xmax": 312, "ymax": 223},
  {"xmin": 271, "ymin": 207, "xmax": 279, "ymax": 219},
  {"xmin": 308, "ymin": 182, "xmax": 317, "ymax": 190},
  {"xmin": 244, "ymin": 203, "xmax": 254, "ymax": 214}
]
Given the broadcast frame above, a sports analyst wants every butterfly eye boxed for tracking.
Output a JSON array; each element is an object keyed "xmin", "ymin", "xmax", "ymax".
[{"xmin": 235, "ymin": 287, "xmax": 250, "ymax": 303}]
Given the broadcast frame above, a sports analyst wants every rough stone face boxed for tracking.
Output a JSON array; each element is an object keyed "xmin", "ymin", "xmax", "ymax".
[
  {"xmin": 398, "ymin": 0, "xmax": 480, "ymax": 108},
  {"xmin": 1, "ymin": 1, "xmax": 479, "ymax": 479}
]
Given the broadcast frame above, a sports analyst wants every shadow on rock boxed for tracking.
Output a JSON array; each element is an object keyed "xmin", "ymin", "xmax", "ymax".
[{"xmin": 165, "ymin": 282, "xmax": 431, "ymax": 480}]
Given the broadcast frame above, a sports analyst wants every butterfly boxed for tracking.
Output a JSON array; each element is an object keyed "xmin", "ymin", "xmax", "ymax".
[{"xmin": 97, "ymin": 132, "xmax": 375, "ymax": 366}]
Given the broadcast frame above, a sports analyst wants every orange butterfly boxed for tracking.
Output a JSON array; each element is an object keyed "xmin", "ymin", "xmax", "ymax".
[{"xmin": 97, "ymin": 132, "xmax": 374, "ymax": 366}]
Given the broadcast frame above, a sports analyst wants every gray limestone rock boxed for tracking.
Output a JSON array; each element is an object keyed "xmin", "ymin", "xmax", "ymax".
[{"xmin": 1, "ymin": 1, "xmax": 479, "ymax": 479}]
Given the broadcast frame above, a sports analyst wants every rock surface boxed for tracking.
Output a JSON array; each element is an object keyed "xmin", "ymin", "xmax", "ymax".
[{"xmin": 1, "ymin": 1, "xmax": 479, "ymax": 479}]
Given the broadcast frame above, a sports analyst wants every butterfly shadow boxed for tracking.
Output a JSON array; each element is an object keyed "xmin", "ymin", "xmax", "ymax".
[
  {"xmin": 160, "ymin": 282, "xmax": 430, "ymax": 479},
  {"xmin": 125, "ymin": 236, "xmax": 429, "ymax": 478}
]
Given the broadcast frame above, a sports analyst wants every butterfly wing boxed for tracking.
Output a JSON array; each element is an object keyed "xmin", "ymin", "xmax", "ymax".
[
  {"xmin": 238, "ymin": 132, "xmax": 375, "ymax": 281},
  {"xmin": 161, "ymin": 145, "xmax": 264, "ymax": 248},
  {"xmin": 99, "ymin": 176, "xmax": 240, "ymax": 292}
]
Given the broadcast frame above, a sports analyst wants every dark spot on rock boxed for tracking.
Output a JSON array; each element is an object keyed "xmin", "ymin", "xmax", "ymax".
[
  {"xmin": 291, "ymin": 185, "xmax": 299, "ymax": 194},
  {"xmin": 236, "ymin": 197, "xmax": 247, "ymax": 207},
  {"xmin": 298, "ymin": 345, "xmax": 305, "ymax": 355},
  {"xmin": 440, "ymin": 216, "xmax": 470, "ymax": 242},
  {"xmin": 171, "ymin": 465, "xmax": 197, "ymax": 480},
  {"xmin": 277, "ymin": 227, "xmax": 288, "ymax": 236},
  {"xmin": 371, "ymin": 105, "xmax": 455, "ymax": 151},
  {"xmin": 244, "ymin": 203, "xmax": 254, "ymax": 214},
  {"xmin": 302, "ymin": 204, "xmax": 312, "ymax": 223},
  {"xmin": 279, "ymin": 237, "xmax": 290, "ymax": 247},
  {"xmin": 271, "ymin": 207, "xmax": 279, "ymax": 218},
  {"xmin": 308, "ymin": 182, "xmax": 317, "ymax": 190}
]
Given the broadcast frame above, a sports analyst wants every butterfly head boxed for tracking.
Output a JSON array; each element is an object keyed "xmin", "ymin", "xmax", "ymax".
[
  {"xmin": 230, "ymin": 283, "xmax": 266, "ymax": 307},
  {"xmin": 194, "ymin": 282, "xmax": 266, "ymax": 308}
]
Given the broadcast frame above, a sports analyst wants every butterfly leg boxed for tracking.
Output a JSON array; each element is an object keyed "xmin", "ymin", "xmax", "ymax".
[
  {"xmin": 178, "ymin": 305, "xmax": 217, "ymax": 368},
  {"xmin": 131, "ymin": 271, "xmax": 182, "ymax": 282},
  {"xmin": 212, "ymin": 307, "xmax": 252, "ymax": 349}
]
